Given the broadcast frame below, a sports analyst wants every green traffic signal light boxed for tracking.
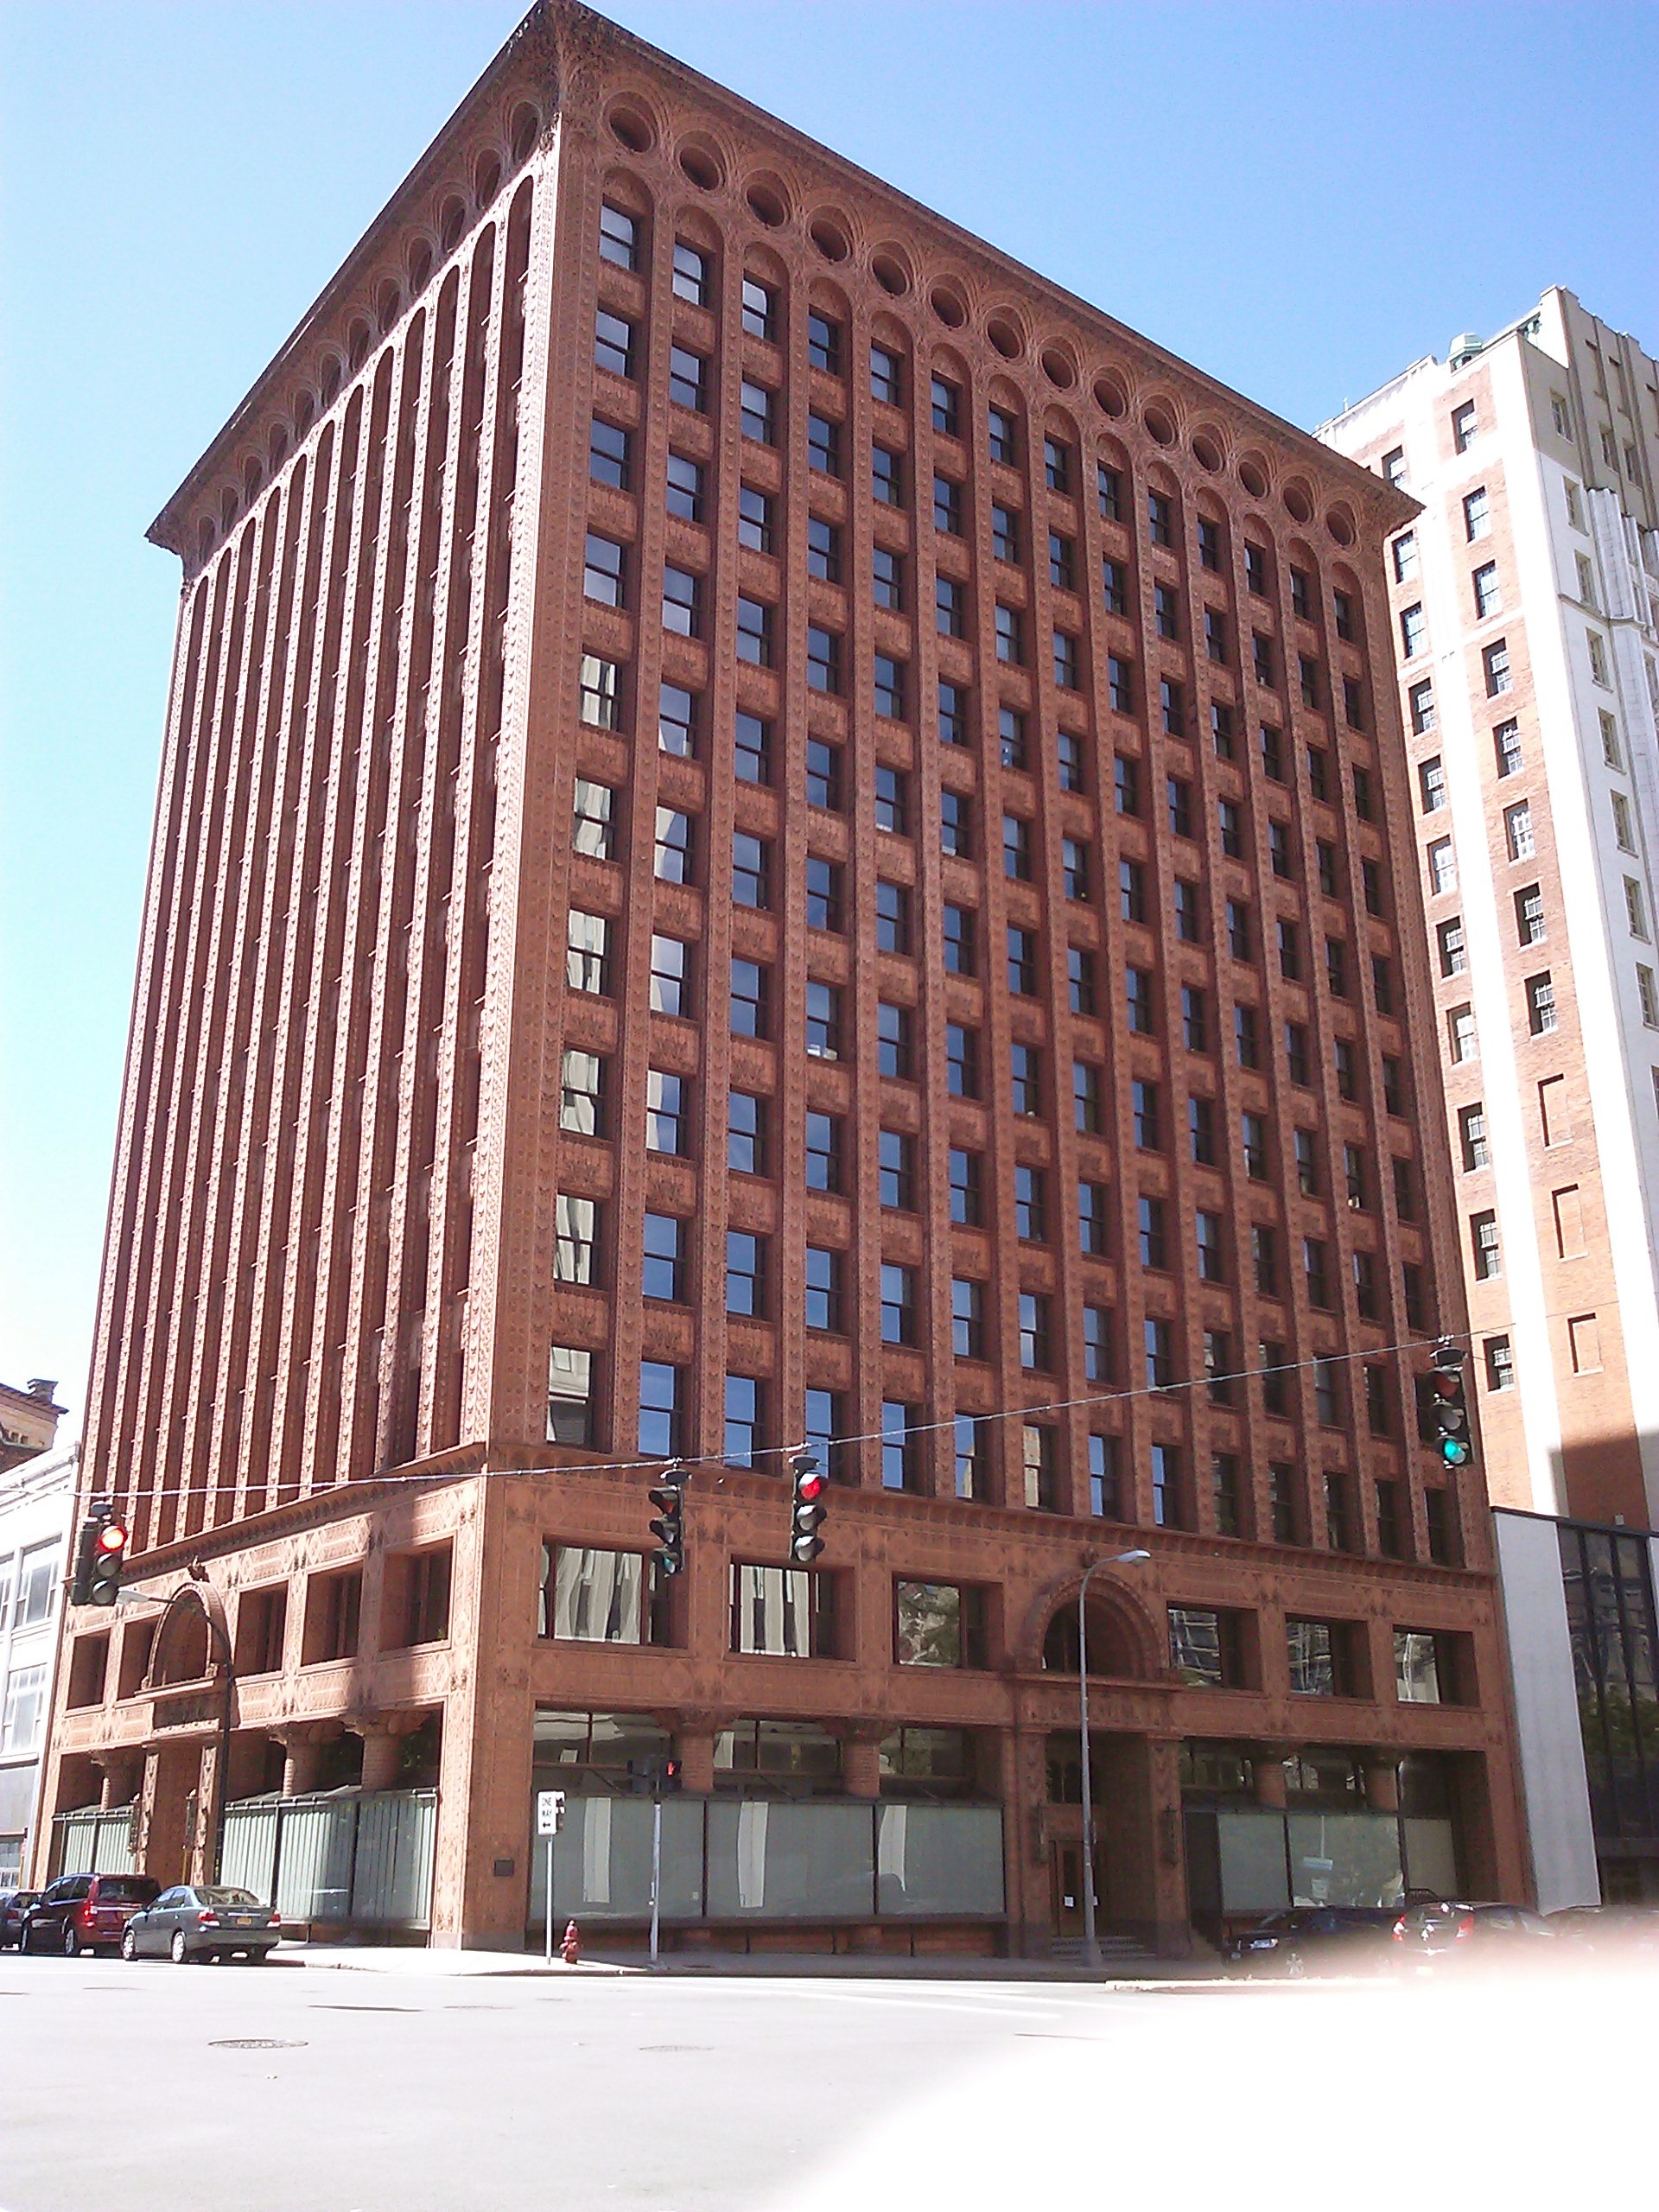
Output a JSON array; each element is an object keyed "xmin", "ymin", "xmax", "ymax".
[
  {"xmin": 647, "ymin": 1462, "xmax": 687, "ymax": 1574},
  {"xmin": 1426, "ymin": 1344, "xmax": 1474, "ymax": 1475}
]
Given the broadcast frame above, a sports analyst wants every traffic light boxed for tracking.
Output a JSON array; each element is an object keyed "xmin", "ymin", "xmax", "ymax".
[
  {"xmin": 72, "ymin": 1511, "xmax": 129, "ymax": 1607},
  {"xmin": 628, "ymin": 1754, "xmax": 682, "ymax": 1796},
  {"xmin": 647, "ymin": 1460, "xmax": 687, "ymax": 1575},
  {"xmin": 1427, "ymin": 1343, "xmax": 1473, "ymax": 1471},
  {"xmin": 69, "ymin": 1516, "xmax": 102, "ymax": 1606},
  {"xmin": 788, "ymin": 1450, "xmax": 827, "ymax": 1565}
]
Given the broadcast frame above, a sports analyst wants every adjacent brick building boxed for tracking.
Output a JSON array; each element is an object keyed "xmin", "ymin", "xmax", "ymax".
[
  {"xmin": 1323, "ymin": 296, "xmax": 1659, "ymax": 1910},
  {"xmin": 37, "ymin": 1, "xmax": 1526, "ymax": 1950},
  {"xmin": 1321, "ymin": 293, "xmax": 1659, "ymax": 1532}
]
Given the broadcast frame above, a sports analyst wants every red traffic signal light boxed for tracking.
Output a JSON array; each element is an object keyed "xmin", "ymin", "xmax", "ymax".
[
  {"xmin": 85, "ymin": 1516, "xmax": 128, "ymax": 1607},
  {"xmin": 789, "ymin": 1450, "xmax": 827, "ymax": 1565}
]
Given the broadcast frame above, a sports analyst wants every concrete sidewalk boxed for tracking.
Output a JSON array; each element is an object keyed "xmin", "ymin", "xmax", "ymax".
[{"xmin": 279, "ymin": 1939, "xmax": 1232, "ymax": 1986}]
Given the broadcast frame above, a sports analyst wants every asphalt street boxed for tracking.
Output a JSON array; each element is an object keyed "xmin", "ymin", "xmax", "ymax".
[{"xmin": 1, "ymin": 1951, "xmax": 1651, "ymax": 2211}]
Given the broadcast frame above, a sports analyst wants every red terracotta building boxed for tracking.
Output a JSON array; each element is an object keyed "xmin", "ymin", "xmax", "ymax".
[{"xmin": 37, "ymin": 2, "xmax": 1525, "ymax": 1952}]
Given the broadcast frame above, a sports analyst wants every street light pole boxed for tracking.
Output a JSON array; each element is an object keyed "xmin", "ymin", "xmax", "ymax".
[{"xmin": 1077, "ymin": 1549, "xmax": 1151, "ymax": 1971}]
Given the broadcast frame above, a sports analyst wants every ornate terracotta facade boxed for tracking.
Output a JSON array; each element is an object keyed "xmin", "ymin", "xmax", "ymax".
[{"xmin": 38, "ymin": 3, "xmax": 1525, "ymax": 1950}]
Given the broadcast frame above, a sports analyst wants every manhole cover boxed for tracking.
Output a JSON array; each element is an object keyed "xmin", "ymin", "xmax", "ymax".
[{"xmin": 211, "ymin": 2037, "xmax": 308, "ymax": 2050}]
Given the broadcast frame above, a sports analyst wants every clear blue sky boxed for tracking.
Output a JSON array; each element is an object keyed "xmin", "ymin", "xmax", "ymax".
[{"xmin": 3, "ymin": 0, "xmax": 1656, "ymax": 1430}]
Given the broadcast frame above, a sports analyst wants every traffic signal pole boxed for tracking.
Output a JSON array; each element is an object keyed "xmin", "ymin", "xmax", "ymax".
[{"xmin": 649, "ymin": 1789, "xmax": 663, "ymax": 1971}]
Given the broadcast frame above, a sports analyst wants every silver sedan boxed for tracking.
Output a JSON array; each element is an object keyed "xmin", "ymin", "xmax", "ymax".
[{"xmin": 121, "ymin": 1884, "xmax": 281, "ymax": 1963}]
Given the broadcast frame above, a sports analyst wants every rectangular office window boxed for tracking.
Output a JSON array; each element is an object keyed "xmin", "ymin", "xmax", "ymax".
[
  {"xmin": 728, "ymin": 1090, "xmax": 767, "ymax": 1178},
  {"xmin": 731, "ymin": 958, "xmax": 769, "ymax": 1039},
  {"xmin": 668, "ymin": 346, "xmax": 706, "ymax": 413},
  {"xmin": 560, "ymin": 1050, "xmax": 606, "ymax": 1137},
  {"xmin": 1151, "ymin": 1442, "xmax": 1183, "ymax": 1528},
  {"xmin": 1287, "ymin": 1618, "xmax": 1343, "ymax": 1696},
  {"xmin": 732, "ymin": 1563, "xmax": 833, "ymax": 1660},
  {"xmin": 877, "ymin": 1001, "xmax": 914, "ymax": 1079},
  {"xmin": 1073, "ymin": 1058, "xmax": 1102, "ymax": 1132},
  {"xmin": 954, "ymin": 1416, "xmax": 986, "ymax": 1502},
  {"xmin": 649, "ymin": 933, "xmax": 690, "ymax": 1018},
  {"xmin": 1395, "ymin": 1630, "xmax": 1443, "ymax": 1706},
  {"xmin": 881, "ymin": 1403, "xmax": 921, "ymax": 1494},
  {"xmin": 1471, "ymin": 1210, "xmax": 1502, "ymax": 1280},
  {"xmin": 1459, "ymin": 1103, "xmax": 1489, "ymax": 1171},
  {"xmin": 807, "ymin": 412, "xmax": 842, "ymax": 476},
  {"xmin": 598, "ymin": 200, "xmax": 639, "ymax": 268},
  {"xmin": 871, "ymin": 444, "xmax": 905, "ymax": 507},
  {"xmin": 1526, "ymin": 970, "xmax": 1557, "ymax": 1034},
  {"xmin": 639, "ymin": 1361, "xmax": 684, "ymax": 1459},
  {"xmin": 1078, "ymin": 1181, "xmax": 1109, "ymax": 1257},
  {"xmin": 946, "ymin": 1023, "xmax": 979, "ymax": 1097},
  {"xmin": 874, "ymin": 653, "xmax": 907, "ymax": 721},
  {"xmin": 554, "ymin": 1194, "xmax": 599, "ymax": 1287},
  {"xmin": 641, "ymin": 1212, "xmax": 685, "ymax": 1302},
  {"xmin": 807, "ymin": 309, "xmax": 842, "ymax": 373},
  {"xmin": 654, "ymin": 806, "xmax": 694, "ymax": 884},
  {"xmin": 1484, "ymin": 639, "xmax": 1512, "ymax": 695},
  {"xmin": 1022, "ymin": 1425, "xmax": 1058, "ymax": 1512},
  {"xmin": 594, "ymin": 308, "xmax": 635, "ymax": 378},
  {"xmin": 645, "ymin": 1070, "xmax": 687, "ymax": 1157},
  {"xmin": 541, "ymin": 1545, "xmax": 660, "ymax": 1648},
  {"xmin": 894, "ymin": 1581, "xmax": 985, "ymax": 1670},
  {"xmin": 566, "ymin": 910, "xmax": 611, "ymax": 995},
  {"xmin": 734, "ymin": 712, "xmax": 771, "ymax": 786},
  {"xmin": 741, "ymin": 274, "xmax": 777, "ymax": 339}
]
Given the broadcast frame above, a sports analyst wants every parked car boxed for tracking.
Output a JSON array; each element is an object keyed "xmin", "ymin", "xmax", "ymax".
[
  {"xmin": 1547, "ymin": 1903, "xmax": 1659, "ymax": 1959},
  {"xmin": 120, "ymin": 1884, "xmax": 281, "ymax": 1964},
  {"xmin": 1391, "ymin": 1900, "xmax": 1555, "ymax": 1967},
  {"xmin": 1226, "ymin": 1906, "xmax": 1402, "ymax": 1977},
  {"xmin": 22, "ymin": 1872, "xmax": 161, "ymax": 1956},
  {"xmin": 0, "ymin": 1890, "xmax": 39, "ymax": 1949}
]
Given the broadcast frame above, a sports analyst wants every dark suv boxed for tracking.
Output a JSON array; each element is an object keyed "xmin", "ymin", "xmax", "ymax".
[
  {"xmin": 1226, "ymin": 1907, "xmax": 1402, "ymax": 1976},
  {"xmin": 23, "ymin": 1872, "xmax": 161, "ymax": 1956}
]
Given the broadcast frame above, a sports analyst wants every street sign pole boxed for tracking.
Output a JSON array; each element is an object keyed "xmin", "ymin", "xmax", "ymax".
[
  {"xmin": 535, "ymin": 1790, "xmax": 565, "ymax": 1963},
  {"xmin": 649, "ymin": 1789, "xmax": 663, "ymax": 1969}
]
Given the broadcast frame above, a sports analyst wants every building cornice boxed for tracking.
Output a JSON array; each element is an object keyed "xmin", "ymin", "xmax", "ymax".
[{"xmin": 149, "ymin": 0, "xmax": 1409, "ymax": 564}]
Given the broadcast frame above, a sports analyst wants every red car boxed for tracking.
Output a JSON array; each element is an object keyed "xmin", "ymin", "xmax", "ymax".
[{"xmin": 22, "ymin": 1872, "xmax": 162, "ymax": 1956}]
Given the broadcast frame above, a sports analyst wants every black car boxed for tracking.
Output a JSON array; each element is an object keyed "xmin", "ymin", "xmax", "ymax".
[
  {"xmin": 1226, "ymin": 1906, "xmax": 1402, "ymax": 1977},
  {"xmin": 22, "ymin": 1872, "xmax": 162, "ymax": 1955},
  {"xmin": 121, "ymin": 1884, "xmax": 281, "ymax": 1964},
  {"xmin": 1547, "ymin": 1903, "xmax": 1659, "ymax": 1959},
  {"xmin": 1391, "ymin": 1900, "xmax": 1555, "ymax": 1967},
  {"xmin": 0, "ymin": 1890, "xmax": 39, "ymax": 1949}
]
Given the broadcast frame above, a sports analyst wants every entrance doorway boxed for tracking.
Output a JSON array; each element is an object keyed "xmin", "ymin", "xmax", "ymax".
[{"xmin": 1050, "ymin": 1840, "xmax": 1104, "ymax": 1936}]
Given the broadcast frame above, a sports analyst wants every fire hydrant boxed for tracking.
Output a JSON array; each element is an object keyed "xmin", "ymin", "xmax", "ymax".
[{"xmin": 560, "ymin": 1918, "xmax": 581, "ymax": 1966}]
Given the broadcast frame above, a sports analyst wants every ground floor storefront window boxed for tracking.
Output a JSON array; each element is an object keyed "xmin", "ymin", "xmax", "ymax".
[
  {"xmin": 529, "ymin": 1709, "xmax": 1003, "ymax": 1929},
  {"xmin": 525, "ymin": 1792, "xmax": 1005, "ymax": 1926},
  {"xmin": 1182, "ymin": 1743, "xmax": 1460, "ymax": 1923}
]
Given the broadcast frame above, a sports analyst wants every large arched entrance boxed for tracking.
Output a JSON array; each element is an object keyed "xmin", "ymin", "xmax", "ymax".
[{"xmin": 1025, "ymin": 1572, "xmax": 1173, "ymax": 1951}]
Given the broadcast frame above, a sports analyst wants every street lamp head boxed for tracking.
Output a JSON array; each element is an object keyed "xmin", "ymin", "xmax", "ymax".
[{"xmin": 1113, "ymin": 1548, "xmax": 1153, "ymax": 1565}]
